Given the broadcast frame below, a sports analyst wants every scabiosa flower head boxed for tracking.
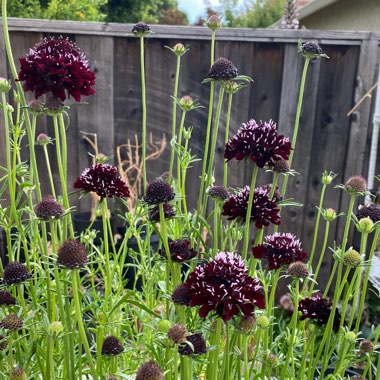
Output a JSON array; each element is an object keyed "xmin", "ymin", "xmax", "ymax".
[
  {"xmin": 57, "ymin": 240, "xmax": 88, "ymax": 269},
  {"xmin": 172, "ymin": 43, "xmax": 187, "ymax": 56},
  {"xmin": 256, "ymin": 315, "xmax": 270, "ymax": 329},
  {"xmin": 0, "ymin": 335, "xmax": 7, "ymax": 350},
  {"xmin": 132, "ymin": 22, "xmax": 151, "ymax": 36},
  {"xmin": 28, "ymin": 99, "xmax": 44, "ymax": 114},
  {"xmin": 298, "ymin": 294, "xmax": 342, "ymax": 331},
  {"xmin": 168, "ymin": 323, "xmax": 188, "ymax": 344},
  {"xmin": 357, "ymin": 217, "xmax": 374, "ymax": 233},
  {"xmin": 237, "ymin": 315, "xmax": 255, "ymax": 333},
  {"xmin": 179, "ymin": 95, "xmax": 194, "ymax": 111},
  {"xmin": 36, "ymin": 133, "xmax": 51, "ymax": 145},
  {"xmin": 101, "ymin": 336, "xmax": 124, "ymax": 356},
  {"xmin": 224, "ymin": 119, "xmax": 291, "ymax": 167},
  {"xmin": 207, "ymin": 185, "xmax": 230, "ymax": 201},
  {"xmin": 144, "ymin": 179, "xmax": 175, "ymax": 205},
  {"xmin": 343, "ymin": 249, "xmax": 362, "ymax": 267},
  {"xmin": 279, "ymin": 293, "xmax": 294, "ymax": 313},
  {"xmin": 287, "ymin": 261, "xmax": 309, "ymax": 278},
  {"xmin": 18, "ymin": 36, "xmax": 95, "ymax": 101},
  {"xmin": 184, "ymin": 252, "xmax": 265, "ymax": 320},
  {"xmin": 35, "ymin": 195, "xmax": 64, "ymax": 220},
  {"xmin": 273, "ymin": 158, "xmax": 290, "ymax": 173},
  {"xmin": 345, "ymin": 175, "xmax": 367, "ymax": 194},
  {"xmin": 148, "ymin": 203, "xmax": 175, "ymax": 222},
  {"xmin": 359, "ymin": 339, "xmax": 374, "ymax": 353},
  {"xmin": 48, "ymin": 321, "xmax": 63, "ymax": 334},
  {"xmin": 135, "ymin": 361, "xmax": 164, "ymax": 380},
  {"xmin": 172, "ymin": 284, "xmax": 191, "ymax": 306},
  {"xmin": 207, "ymin": 58, "xmax": 238, "ymax": 80},
  {"xmin": 299, "ymin": 41, "xmax": 322, "ymax": 55},
  {"xmin": 178, "ymin": 333, "xmax": 207, "ymax": 356},
  {"xmin": 205, "ymin": 14, "xmax": 222, "ymax": 31},
  {"xmin": 159, "ymin": 239, "xmax": 197, "ymax": 263},
  {"xmin": 0, "ymin": 314, "xmax": 23, "ymax": 331},
  {"xmin": 252, "ymin": 233, "xmax": 307, "ymax": 270},
  {"xmin": 222, "ymin": 186, "xmax": 280, "ymax": 229},
  {"xmin": 0, "ymin": 291, "xmax": 16, "ymax": 306},
  {"xmin": 10, "ymin": 368, "xmax": 27, "ymax": 380},
  {"xmin": 3, "ymin": 262, "xmax": 32, "ymax": 285},
  {"xmin": 356, "ymin": 203, "xmax": 380, "ymax": 223},
  {"xmin": 74, "ymin": 164, "xmax": 130, "ymax": 198}
]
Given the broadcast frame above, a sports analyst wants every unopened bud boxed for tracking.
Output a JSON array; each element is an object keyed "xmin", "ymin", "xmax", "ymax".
[
  {"xmin": 0, "ymin": 77, "xmax": 11, "ymax": 93},
  {"xmin": 357, "ymin": 217, "xmax": 374, "ymax": 233}
]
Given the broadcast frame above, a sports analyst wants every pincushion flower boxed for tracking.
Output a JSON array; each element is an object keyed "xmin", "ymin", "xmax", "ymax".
[
  {"xmin": 158, "ymin": 239, "xmax": 197, "ymax": 263},
  {"xmin": 183, "ymin": 252, "xmax": 265, "ymax": 321},
  {"xmin": 252, "ymin": 233, "xmax": 307, "ymax": 270},
  {"xmin": 298, "ymin": 293, "xmax": 343, "ymax": 332},
  {"xmin": 224, "ymin": 119, "xmax": 291, "ymax": 167},
  {"xmin": 74, "ymin": 164, "xmax": 130, "ymax": 199},
  {"xmin": 18, "ymin": 36, "xmax": 95, "ymax": 101},
  {"xmin": 222, "ymin": 185, "xmax": 280, "ymax": 229}
]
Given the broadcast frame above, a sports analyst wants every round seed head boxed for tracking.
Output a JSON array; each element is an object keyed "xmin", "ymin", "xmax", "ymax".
[
  {"xmin": 10, "ymin": 368, "xmax": 27, "ymax": 380},
  {"xmin": 168, "ymin": 323, "xmax": 188, "ymax": 344},
  {"xmin": 256, "ymin": 315, "xmax": 270, "ymax": 329},
  {"xmin": 3, "ymin": 262, "xmax": 32, "ymax": 285},
  {"xmin": 171, "ymin": 284, "xmax": 191, "ymax": 306},
  {"xmin": 207, "ymin": 185, "xmax": 230, "ymax": 201},
  {"xmin": 135, "ymin": 361, "xmax": 164, "ymax": 380},
  {"xmin": 287, "ymin": 261, "xmax": 309, "ymax": 278},
  {"xmin": 28, "ymin": 99, "xmax": 44, "ymax": 114},
  {"xmin": 101, "ymin": 336, "xmax": 124, "ymax": 356},
  {"xmin": 237, "ymin": 315, "xmax": 255, "ymax": 333},
  {"xmin": 0, "ymin": 291, "xmax": 16, "ymax": 306},
  {"xmin": 345, "ymin": 175, "xmax": 367, "ymax": 194},
  {"xmin": 0, "ymin": 314, "xmax": 23, "ymax": 331},
  {"xmin": 273, "ymin": 158, "xmax": 290, "ymax": 173},
  {"xmin": 359, "ymin": 339, "xmax": 374, "ymax": 353},
  {"xmin": 144, "ymin": 179, "xmax": 175, "ymax": 205},
  {"xmin": 343, "ymin": 249, "xmax": 362, "ymax": 267},
  {"xmin": 207, "ymin": 57, "xmax": 238, "ymax": 80},
  {"xmin": 57, "ymin": 240, "xmax": 88, "ymax": 269}
]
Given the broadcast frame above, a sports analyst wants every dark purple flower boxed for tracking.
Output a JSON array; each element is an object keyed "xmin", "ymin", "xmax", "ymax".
[
  {"xmin": 0, "ymin": 314, "xmax": 23, "ymax": 331},
  {"xmin": 207, "ymin": 58, "xmax": 238, "ymax": 80},
  {"xmin": 184, "ymin": 252, "xmax": 265, "ymax": 321},
  {"xmin": 252, "ymin": 233, "xmax": 307, "ymax": 270},
  {"xmin": 148, "ymin": 203, "xmax": 175, "ymax": 222},
  {"xmin": 222, "ymin": 185, "xmax": 280, "ymax": 229},
  {"xmin": 207, "ymin": 185, "xmax": 230, "ymax": 201},
  {"xmin": 101, "ymin": 336, "xmax": 124, "ymax": 356},
  {"xmin": 135, "ymin": 361, "xmax": 163, "ymax": 380},
  {"xmin": 57, "ymin": 240, "xmax": 88, "ymax": 269},
  {"xmin": 178, "ymin": 333, "xmax": 207, "ymax": 356},
  {"xmin": 224, "ymin": 119, "xmax": 291, "ymax": 168},
  {"xmin": 3, "ymin": 262, "xmax": 32, "ymax": 285},
  {"xmin": 132, "ymin": 22, "xmax": 150, "ymax": 35},
  {"xmin": 299, "ymin": 41, "xmax": 323, "ymax": 57},
  {"xmin": 356, "ymin": 203, "xmax": 380, "ymax": 223},
  {"xmin": 74, "ymin": 164, "xmax": 130, "ymax": 199},
  {"xmin": 345, "ymin": 175, "xmax": 367, "ymax": 194},
  {"xmin": 0, "ymin": 291, "xmax": 16, "ymax": 306},
  {"xmin": 35, "ymin": 195, "xmax": 64, "ymax": 220},
  {"xmin": 159, "ymin": 239, "xmax": 197, "ymax": 263},
  {"xmin": 298, "ymin": 294, "xmax": 342, "ymax": 331},
  {"xmin": 144, "ymin": 179, "xmax": 175, "ymax": 205},
  {"xmin": 172, "ymin": 284, "xmax": 191, "ymax": 306},
  {"xmin": 18, "ymin": 36, "xmax": 95, "ymax": 101}
]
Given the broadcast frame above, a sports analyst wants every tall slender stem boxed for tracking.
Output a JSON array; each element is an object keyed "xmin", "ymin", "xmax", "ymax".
[
  {"xmin": 223, "ymin": 92, "xmax": 233, "ymax": 187},
  {"xmin": 139, "ymin": 36, "xmax": 147, "ymax": 193}
]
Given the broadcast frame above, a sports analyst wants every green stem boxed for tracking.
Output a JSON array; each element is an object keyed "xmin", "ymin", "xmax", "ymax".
[
  {"xmin": 242, "ymin": 164, "xmax": 259, "ymax": 260},
  {"xmin": 168, "ymin": 55, "xmax": 181, "ymax": 182},
  {"xmin": 43, "ymin": 145, "xmax": 57, "ymax": 198},
  {"xmin": 223, "ymin": 92, "xmax": 233, "ymax": 187},
  {"xmin": 139, "ymin": 36, "xmax": 147, "ymax": 193},
  {"xmin": 207, "ymin": 318, "xmax": 222, "ymax": 380},
  {"xmin": 176, "ymin": 109, "xmax": 187, "ymax": 203}
]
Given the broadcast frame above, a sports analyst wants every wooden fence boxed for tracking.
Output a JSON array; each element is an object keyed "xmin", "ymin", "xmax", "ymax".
[{"xmin": 0, "ymin": 18, "xmax": 379, "ymax": 280}]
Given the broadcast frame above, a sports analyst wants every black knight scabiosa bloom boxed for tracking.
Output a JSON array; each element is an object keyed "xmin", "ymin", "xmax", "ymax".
[
  {"xmin": 158, "ymin": 239, "xmax": 197, "ymax": 263},
  {"xmin": 171, "ymin": 284, "xmax": 191, "ymax": 306},
  {"xmin": 3, "ymin": 262, "xmax": 32, "ymax": 285},
  {"xmin": 57, "ymin": 240, "xmax": 88, "ymax": 269},
  {"xmin": 178, "ymin": 333, "xmax": 207, "ymax": 356},
  {"xmin": 224, "ymin": 119, "xmax": 291, "ymax": 167},
  {"xmin": 222, "ymin": 186, "xmax": 280, "ymax": 229},
  {"xmin": 144, "ymin": 179, "xmax": 175, "ymax": 205},
  {"xmin": 101, "ymin": 336, "xmax": 124, "ymax": 356},
  {"xmin": 252, "ymin": 233, "xmax": 307, "ymax": 270},
  {"xmin": 35, "ymin": 195, "xmax": 64, "ymax": 220},
  {"xmin": 74, "ymin": 164, "xmax": 130, "ymax": 199},
  {"xmin": 298, "ymin": 294, "xmax": 342, "ymax": 331},
  {"xmin": 184, "ymin": 252, "xmax": 265, "ymax": 320},
  {"xmin": 207, "ymin": 185, "xmax": 230, "ymax": 201},
  {"xmin": 18, "ymin": 36, "xmax": 96, "ymax": 101},
  {"xmin": 132, "ymin": 22, "xmax": 151, "ymax": 36},
  {"xmin": 168, "ymin": 323, "xmax": 188, "ymax": 344},
  {"xmin": 356, "ymin": 203, "xmax": 380, "ymax": 222},
  {"xmin": 207, "ymin": 57, "xmax": 238, "ymax": 80},
  {"xmin": 0, "ymin": 291, "xmax": 16, "ymax": 306},
  {"xmin": 135, "ymin": 361, "xmax": 164, "ymax": 380}
]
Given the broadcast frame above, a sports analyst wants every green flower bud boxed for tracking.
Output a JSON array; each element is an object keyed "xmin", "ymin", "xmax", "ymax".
[
  {"xmin": 205, "ymin": 14, "xmax": 222, "ymax": 31},
  {"xmin": 256, "ymin": 315, "xmax": 270, "ymax": 329},
  {"xmin": 6, "ymin": 104, "xmax": 14, "ymax": 113},
  {"xmin": 357, "ymin": 217, "xmax": 374, "ymax": 233},
  {"xmin": 322, "ymin": 172, "xmax": 333, "ymax": 185},
  {"xmin": 343, "ymin": 248, "xmax": 362, "ymax": 267},
  {"xmin": 183, "ymin": 127, "xmax": 192, "ymax": 140},
  {"xmin": 0, "ymin": 77, "xmax": 11, "ymax": 93},
  {"xmin": 173, "ymin": 43, "xmax": 187, "ymax": 56},
  {"xmin": 345, "ymin": 331, "xmax": 356, "ymax": 342},
  {"xmin": 49, "ymin": 321, "xmax": 63, "ymax": 334},
  {"xmin": 157, "ymin": 319, "xmax": 172, "ymax": 333},
  {"xmin": 323, "ymin": 208, "xmax": 336, "ymax": 222},
  {"xmin": 179, "ymin": 95, "xmax": 194, "ymax": 111}
]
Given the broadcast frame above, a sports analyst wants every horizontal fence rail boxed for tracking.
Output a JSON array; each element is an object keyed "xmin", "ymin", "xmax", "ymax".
[{"xmin": 0, "ymin": 18, "xmax": 379, "ymax": 284}]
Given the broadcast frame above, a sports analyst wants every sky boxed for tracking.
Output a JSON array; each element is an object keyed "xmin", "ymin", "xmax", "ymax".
[{"xmin": 177, "ymin": 0, "xmax": 232, "ymax": 23}]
